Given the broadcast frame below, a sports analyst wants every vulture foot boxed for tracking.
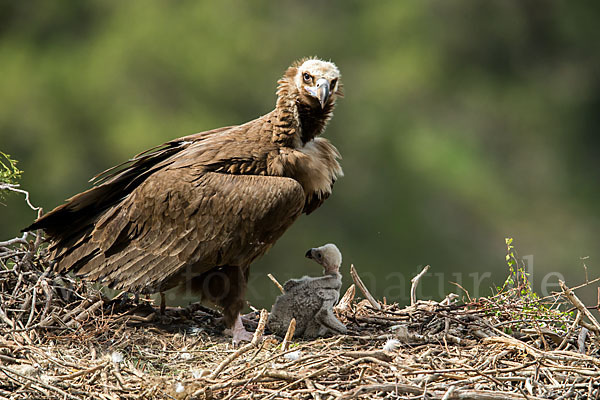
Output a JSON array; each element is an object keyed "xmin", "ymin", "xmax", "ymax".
[{"xmin": 231, "ymin": 314, "xmax": 253, "ymax": 346}]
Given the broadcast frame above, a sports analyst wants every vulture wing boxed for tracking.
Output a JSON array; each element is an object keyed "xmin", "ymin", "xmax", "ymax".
[
  {"xmin": 25, "ymin": 123, "xmax": 306, "ymax": 294},
  {"xmin": 53, "ymin": 168, "xmax": 304, "ymax": 293}
]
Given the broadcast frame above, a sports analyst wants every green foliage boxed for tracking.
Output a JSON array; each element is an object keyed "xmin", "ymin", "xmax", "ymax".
[
  {"xmin": 0, "ymin": 151, "xmax": 21, "ymax": 185},
  {"xmin": 486, "ymin": 238, "xmax": 574, "ymax": 333},
  {"xmin": 500, "ymin": 237, "xmax": 531, "ymax": 294},
  {"xmin": 0, "ymin": 151, "xmax": 22, "ymax": 200}
]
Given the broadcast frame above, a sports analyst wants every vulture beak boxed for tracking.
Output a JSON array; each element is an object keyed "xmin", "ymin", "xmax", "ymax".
[
  {"xmin": 305, "ymin": 249, "xmax": 314, "ymax": 260},
  {"xmin": 305, "ymin": 78, "xmax": 331, "ymax": 109}
]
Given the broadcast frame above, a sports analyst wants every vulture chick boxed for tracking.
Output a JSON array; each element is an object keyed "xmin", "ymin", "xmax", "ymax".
[
  {"xmin": 24, "ymin": 58, "xmax": 343, "ymax": 344},
  {"xmin": 268, "ymin": 244, "xmax": 347, "ymax": 338}
]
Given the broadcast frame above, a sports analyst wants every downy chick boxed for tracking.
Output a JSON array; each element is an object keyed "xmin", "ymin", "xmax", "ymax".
[{"xmin": 268, "ymin": 244, "xmax": 347, "ymax": 338}]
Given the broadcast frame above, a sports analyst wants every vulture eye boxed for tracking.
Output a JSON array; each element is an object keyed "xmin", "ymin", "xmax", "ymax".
[
  {"xmin": 317, "ymin": 253, "xmax": 323, "ymax": 259},
  {"xmin": 330, "ymin": 79, "xmax": 337, "ymax": 91},
  {"xmin": 303, "ymin": 72, "xmax": 312, "ymax": 83}
]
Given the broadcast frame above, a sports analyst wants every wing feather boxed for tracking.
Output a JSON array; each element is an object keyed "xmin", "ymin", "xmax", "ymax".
[{"xmin": 55, "ymin": 168, "xmax": 304, "ymax": 292}]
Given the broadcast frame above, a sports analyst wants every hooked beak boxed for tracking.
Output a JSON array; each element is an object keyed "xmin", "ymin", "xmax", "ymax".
[
  {"xmin": 305, "ymin": 77, "xmax": 330, "ymax": 109},
  {"xmin": 305, "ymin": 249, "xmax": 314, "ymax": 259}
]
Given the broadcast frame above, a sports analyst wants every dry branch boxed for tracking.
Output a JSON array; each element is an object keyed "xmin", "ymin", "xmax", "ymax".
[
  {"xmin": 268, "ymin": 273, "xmax": 284, "ymax": 294},
  {"xmin": 281, "ymin": 317, "xmax": 296, "ymax": 351},
  {"xmin": 209, "ymin": 309, "xmax": 268, "ymax": 379},
  {"xmin": 350, "ymin": 264, "xmax": 380, "ymax": 310},
  {"xmin": 559, "ymin": 280, "xmax": 600, "ymax": 336},
  {"xmin": 334, "ymin": 284, "xmax": 355, "ymax": 313},
  {"xmin": 411, "ymin": 264, "xmax": 430, "ymax": 306}
]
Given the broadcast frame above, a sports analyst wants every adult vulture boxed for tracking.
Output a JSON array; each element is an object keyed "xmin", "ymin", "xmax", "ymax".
[{"xmin": 24, "ymin": 58, "xmax": 343, "ymax": 343}]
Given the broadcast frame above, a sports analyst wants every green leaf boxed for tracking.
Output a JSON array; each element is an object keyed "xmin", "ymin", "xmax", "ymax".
[{"xmin": 0, "ymin": 151, "xmax": 23, "ymax": 201}]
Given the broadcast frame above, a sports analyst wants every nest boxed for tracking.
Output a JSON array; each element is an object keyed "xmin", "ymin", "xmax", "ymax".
[{"xmin": 1, "ymin": 233, "xmax": 600, "ymax": 400}]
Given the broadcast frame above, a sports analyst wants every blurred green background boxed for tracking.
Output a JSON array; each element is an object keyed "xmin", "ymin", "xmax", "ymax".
[{"xmin": 1, "ymin": 1, "xmax": 599, "ymax": 308}]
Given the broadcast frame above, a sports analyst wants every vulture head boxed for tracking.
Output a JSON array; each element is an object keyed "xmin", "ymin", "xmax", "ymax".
[
  {"xmin": 305, "ymin": 243, "xmax": 342, "ymax": 274},
  {"xmin": 278, "ymin": 57, "xmax": 343, "ymax": 142},
  {"xmin": 294, "ymin": 59, "xmax": 342, "ymax": 110}
]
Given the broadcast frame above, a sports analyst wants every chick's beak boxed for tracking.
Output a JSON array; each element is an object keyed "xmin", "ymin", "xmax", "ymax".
[
  {"xmin": 305, "ymin": 249, "xmax": 314, "ymax": 259},
  {"xmin": 305, "ymin": 77, "xmax": 330, "ymax": 109}
]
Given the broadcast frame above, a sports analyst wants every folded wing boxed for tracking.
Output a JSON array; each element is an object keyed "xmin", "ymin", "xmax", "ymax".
[{"xmin": 53, "ymin": 168, "xmax": 305, "ymax": 293}]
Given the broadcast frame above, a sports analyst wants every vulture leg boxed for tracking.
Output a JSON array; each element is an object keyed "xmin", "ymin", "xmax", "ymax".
[
  {"xmin": 160, "ymin": 292, "xmax": 166, "ymax": 314},
  {"xmin": 190, "ymin": 265, "xmax": 253, "ymax": 342},
  {"xmin": 232, "ymin": 314, "xmax": 253, "ymax": 345},
  {"xmin": 314, "ymin": 306, "xmax": 347, "ymax": 335}
]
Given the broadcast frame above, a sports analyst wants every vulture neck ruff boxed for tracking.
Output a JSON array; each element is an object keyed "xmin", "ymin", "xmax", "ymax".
[
  {"xmin": 274, "ymin": 61, "xmax": 338, "ymax": 145},
  {"xmin": 296, "ymin": 100, "xmax": 335, "ymax": 144}
]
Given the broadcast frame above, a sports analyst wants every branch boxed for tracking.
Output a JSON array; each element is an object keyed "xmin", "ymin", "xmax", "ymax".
[
  {"xmin": 0, "ymin": 232, "xmax": 28, "ymax": 247},
  {"xmin": 559, "ymin": 280, "xmax": 600, "ymax": 336},
  {"xmin": 411, "ymin": 265, "xmax": 430, "ymax": 306},
  {"xmin": 350, "ymin": 264, "xmax": 380, "ymax": 310},
  {"xmin": 0, "ymin": 184, "xmax": 41, "ymax": 212},
  {"xmin": 281, "ymin": 318, "xmax": 296, "ymax": 352},
  {"xmin": 268, "ymin": 273, "xmax": 284, "ymax": 294},
  {"xmin": 334, "ymin": 284, "xmax": 355, "ymax": 312},
  {"xmin": 210, "ymin": 309, "xmax": 268, "ymax": 379}
]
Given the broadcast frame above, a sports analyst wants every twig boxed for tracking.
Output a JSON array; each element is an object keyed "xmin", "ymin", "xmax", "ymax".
[
  {"xmin": 334, "ymin": 284, "xmax": 355, "ymax": 312},
  {"xmin": 0, "ymin": 305, "xmax": 15, "ymax": 328},
  {"xmin": 210, "ymin": 309, "xmax": 268, "ymax": 379},
  {"xmin": 268, "ymin": 273, "xmax": 284, "ymax": 294},
  {"xmin": 338, "ymin": 383, "xmax": 547, "ymax": 400},
  {"xmin": 0, "ymin": 365, "xmax": 83, "ymax": 400},
  {"xmin": 343, "ymin": 351, "xmax": 392, "ymax": 362},
  {"xmin": 540, "ymin": 276, "xmax": 600, "ymax": 301},
  {"xmin": 558, "ymin": 311, "xmax": 581, "ymax": 351},
  {"xmin": 304, "ymin": 378, "xmax": 322, "ymax": 400},
  {"xmin": 24, "ymin": 282, "xmax": 38, "ymax": 329},
  {"xmin": 54, "ymin": 363, "xmax": 108, "ymax": 381},
  {"xmin": 39, "ymin": 280, "xmax": 53, "ymax": 326},
  {"xmin": 223, "ymin": 366, "xmax": 268, "ymax": 400},
  {"xmin": 440, "ymin": 293, "xmax": 459, "ymax": 306},
  {"xmin": 262, "ymin": 361, "xmax": 334, "ymax": 400},
  {"xmin": 263, "ymin": 369, "xmax": 300, "ymax": 380},
  {"xmin": 0, "ymin": 184, "xmax": 41, "ymax": 212},
  {"xmin": 0, "ymin": 232, "xmax": 28, "ymax": 247},
  {"xmin": 411, "ymin": 265, "xmax": 430, "ymax": 306},
  {"xmin": 559, "ymin": 280, "xmax": 600, "ymax": 335},
  {"xmin": 281, "ymin": 318, "xmax": 296, "ymax": 351},
  {"xmin": 66, "ymin": 299, "xmax": 104, "ymax": 328},
  {"xmin": 441, "ymin": 385, "xmax": 456, "ymax": 400},
  {"xmin": 350, "ymin": 264, "xmax": 380, "ymax": 310}
]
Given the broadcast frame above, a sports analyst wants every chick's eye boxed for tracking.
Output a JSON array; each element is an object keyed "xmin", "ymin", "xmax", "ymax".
[{"xmin": 303, "ymin": 72, "xmax": 312, "ymax": 83}]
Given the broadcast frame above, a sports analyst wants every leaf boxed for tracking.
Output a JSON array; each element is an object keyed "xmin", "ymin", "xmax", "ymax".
[{"xmin": 0, "ymin": 151, "xmax": 23, "ymax": 201}]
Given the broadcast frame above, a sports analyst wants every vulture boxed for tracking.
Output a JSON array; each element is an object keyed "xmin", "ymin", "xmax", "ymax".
[
  {"xmin": 268, "ymin": 243, "xmax": 346, "ymax": 338},
  {"xmin": 24, "ymin": 57, "xmax": 343, "ymax": 343}
]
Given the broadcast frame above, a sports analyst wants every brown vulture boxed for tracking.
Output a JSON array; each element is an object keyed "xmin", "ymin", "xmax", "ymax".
[{"xmin": 24, "ymin": 58, "xmax": 343, "ymax": 343}]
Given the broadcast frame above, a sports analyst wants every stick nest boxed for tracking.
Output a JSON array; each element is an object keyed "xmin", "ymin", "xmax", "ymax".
[{"xmin": 1, "ymin": 237, "xmax": 599, "ymax": 400}]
